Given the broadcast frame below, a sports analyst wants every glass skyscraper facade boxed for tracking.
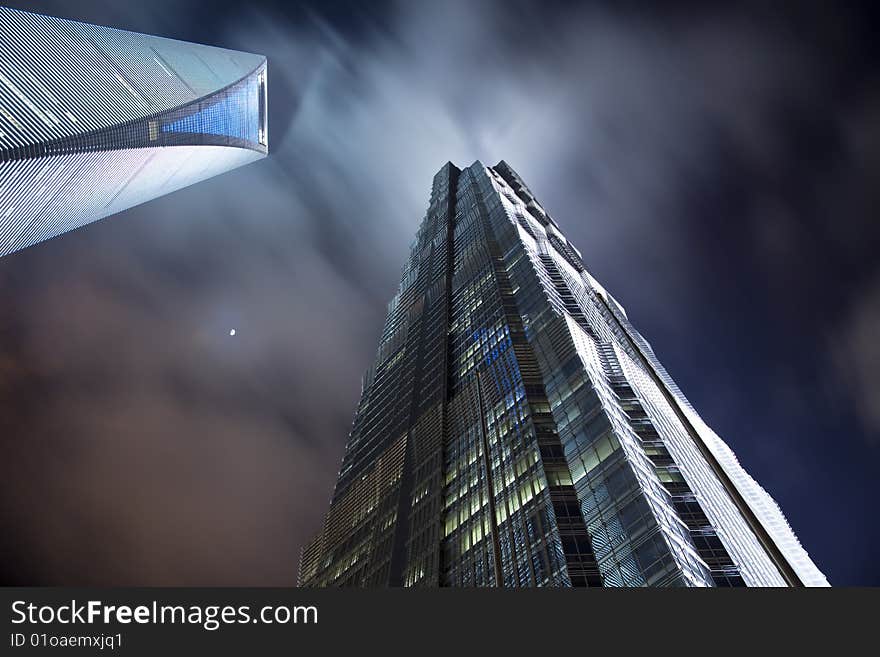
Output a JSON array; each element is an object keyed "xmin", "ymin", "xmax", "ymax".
[
  {"xmin": 0, "ymin": 6, "xmax": 267, "ymax": 257},
  {"xmin": 299, "ymin": 160, "xmax": 829, "ymax": 588}
]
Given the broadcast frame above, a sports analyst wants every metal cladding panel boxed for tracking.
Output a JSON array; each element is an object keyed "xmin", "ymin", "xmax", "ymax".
[
  {"xmin": 0, "ymin": 6, "xmax": 265, "ymax": 150},
  {"xmin": 482, "ymin": 161, "xmax": 829, "ymax": 587},
  {"xmin": 609, "ymin": 339, "xmax": 787, "ymax": 586},
  {"xmin": 587, "ymin": 267, "xmax": 829, "ymax": 586},
  {"xmin": 679, "ymin": 407, "xmax": 831, "ymax": 587},
  {"xmin": 0, "ymin": 145, "xmax": 262, "ymax": 256},
  {"xmin": 0, "ymin": 6, "xmax": 267, "ymax": 256}
]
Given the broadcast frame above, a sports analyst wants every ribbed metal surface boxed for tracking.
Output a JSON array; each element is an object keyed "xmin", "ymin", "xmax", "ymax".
[
  {"xmin": 0, "ymin": 146, "xmax": 262, "ymax": 254},
  {"xmin": 0, "ymin": 6, "xmax": 265, "ymax": 151},
  {"xmin": 484, "ymin": 161, "xmax": 829, "ymax": 586},
  {"xmin": 0, "ymin": 6, "xmax": 267, "ymax": 257}
]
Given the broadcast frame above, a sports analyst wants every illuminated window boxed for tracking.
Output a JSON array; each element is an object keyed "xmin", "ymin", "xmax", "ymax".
[{"xmin": 162, "ymin": 74, "xmax": 262, "ymax": 143}]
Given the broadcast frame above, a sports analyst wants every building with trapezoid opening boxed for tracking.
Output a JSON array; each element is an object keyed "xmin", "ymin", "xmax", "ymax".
[{"xmin": 0, "ymin": 6, "xmax": 267, "ymax": 257}]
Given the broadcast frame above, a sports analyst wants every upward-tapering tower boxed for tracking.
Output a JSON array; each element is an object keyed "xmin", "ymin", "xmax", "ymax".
[
  {"xmin": 0, "ymin": 6, "xmax": 267, "ymax": 257},
  {"xmin": 299, "ymin": 161, "xmax": 828, "ymax": 588}
]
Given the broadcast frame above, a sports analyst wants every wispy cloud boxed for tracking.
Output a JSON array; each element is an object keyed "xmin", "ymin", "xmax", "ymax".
[{"xmin": 0, "ymin": 0, "xmax": 877, "ymax": 584}]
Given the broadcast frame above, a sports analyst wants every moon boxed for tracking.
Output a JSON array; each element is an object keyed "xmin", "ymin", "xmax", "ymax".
[{"xmin": 229, "ymin": 329, "xmax": 236, "ymax": 336}]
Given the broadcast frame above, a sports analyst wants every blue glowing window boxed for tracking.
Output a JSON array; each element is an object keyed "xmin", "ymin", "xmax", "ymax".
[{"xmin": 161, "ymin": 75, "xmax": 260, "ymax": 143}]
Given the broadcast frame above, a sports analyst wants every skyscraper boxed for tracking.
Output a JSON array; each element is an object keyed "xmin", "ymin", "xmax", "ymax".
[
  {"xmin": 299, "ymin": 160, "xmax": 829, "ymax": 588},
  {"xmin": 0, "ymin": 6, "xmax": 267, "ymax": 257}
]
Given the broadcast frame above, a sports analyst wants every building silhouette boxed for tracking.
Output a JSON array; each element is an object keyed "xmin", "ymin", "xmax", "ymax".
[
  {"xmin": 299, "ymin": 161, "xmax": 828, "ymax": 587},
  {"xmin": 0, "ymin": 6, "xmax": 267, "ymax": 257}
]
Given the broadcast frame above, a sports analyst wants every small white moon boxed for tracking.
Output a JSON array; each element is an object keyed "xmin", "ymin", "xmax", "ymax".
[{"xmin": 229, "ymin": 329, "xmax": 236, "ymax": 336}]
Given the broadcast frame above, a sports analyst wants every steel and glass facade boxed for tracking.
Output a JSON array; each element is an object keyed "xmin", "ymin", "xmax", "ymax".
[
  {"xmin": 299, "ymin": 162, "xmax": 828, "ymax": 588},
  {"xmin": 0, "ymin": 6, "xmax": 268, "ymax": 257}
]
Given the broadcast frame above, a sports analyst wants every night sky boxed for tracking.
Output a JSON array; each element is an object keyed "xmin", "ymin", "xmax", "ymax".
[{"xmin": 1, "ymin": 0, "xmax": 878, "ymax": 586}]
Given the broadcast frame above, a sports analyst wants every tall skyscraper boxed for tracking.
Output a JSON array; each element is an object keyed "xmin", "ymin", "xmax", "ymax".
[
  {"xmin": 0, "ymin": 6, "xmax": 267, "ymax": 257},
  {"xmin": 299, "ymin": 160, "xmax": 829, "ymax": 588}
]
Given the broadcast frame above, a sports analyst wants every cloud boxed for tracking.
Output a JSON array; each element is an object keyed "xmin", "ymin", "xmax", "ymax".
[
  {"xmin": 831, "ymin": 274, "xmax": 880, "ymax": 446},
  {"xmin": 0, "ymin": 0, "xmax": 877, "ymax": 584}
]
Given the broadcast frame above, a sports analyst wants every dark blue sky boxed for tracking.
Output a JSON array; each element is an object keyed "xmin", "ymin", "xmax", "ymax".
[{"xmin": 1, "ymin": 0, "xmax": 878, "ymax": 585}]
